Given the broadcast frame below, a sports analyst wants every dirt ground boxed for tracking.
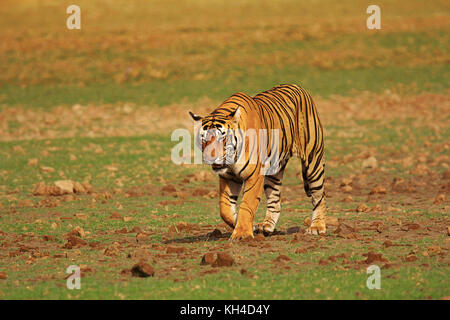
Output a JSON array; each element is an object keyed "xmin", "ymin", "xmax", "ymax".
[{"xmin": 0, "ymin": 90, "xmax": 449, "ymax": 299}]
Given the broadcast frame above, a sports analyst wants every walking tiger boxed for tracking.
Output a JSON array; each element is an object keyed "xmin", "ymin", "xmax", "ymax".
[{"xmin": 189, "ymin": 84, "xmax": 326, "ymax": 240}]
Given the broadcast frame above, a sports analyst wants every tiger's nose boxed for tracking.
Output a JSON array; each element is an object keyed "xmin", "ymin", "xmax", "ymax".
[
  {"xmin": 203, "ymin": 149, "xmax": 218, "ymax": 164},
  {"xmin": 203, "ymin": 141, "xmax": 223, "ymax": 164}
]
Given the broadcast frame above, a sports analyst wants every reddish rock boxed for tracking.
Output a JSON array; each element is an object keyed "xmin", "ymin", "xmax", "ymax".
[
  {"xmin": 65, "ymin": 236, "xmax": 87, "ymax": 248},
  {"xmin": 131, "ymin": 261, "xmax": 155, "ymax": 277},
  {"xmin": 213, "ymin": 252, "xmax": 234, "ymax": 267},
  {"xmin": 201, "ymin": 252, "xmax": 216, "ymax": 266},
  {"xmin": 166, "ymin": 246, "xmax": 186, "ymax": 254},
  {"xmin": 207, "ymin": 229, "xmax": 222, "ymax": 238},
  {"xmin": 363, "ymin": 251, "xmax": 387, "ymax": 264},
  {"xmin": 273, "ymin": 254, "xmax": 291, "ymax": 262}
]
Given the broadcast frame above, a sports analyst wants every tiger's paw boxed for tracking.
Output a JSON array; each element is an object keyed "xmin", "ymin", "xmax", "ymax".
[
  {"xmin": 230, "ymin": 228, "xmax": 254, "ymax": 241},
  {"xmin": 253, "ymin": 222, "xmax": 275, "ymax": 235},
  {"xmin": 306, "ymin": 220, "xmax": 326, "ymax": 235}
]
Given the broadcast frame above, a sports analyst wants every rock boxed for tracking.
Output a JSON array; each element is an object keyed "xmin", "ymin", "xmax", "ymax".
[
  {"xmin": 207, "ymin": 229, "xmax": 222, "ymax": 239},
  {"xmin": 427, "ymin": 246, "xmax": 441, "ymax": 255},
  {"xmin": 136, "ymin": 233, "xmax": 149, "ymax": 242},
  {"xmin": 131, "ymin": 261, "xmax": 155, "ymax": 277},
  {"xmin": 109, "ymin": 212, "xmax": 122, "ymax": 220},
  {"xmin": 28, "ymin": 158, "xmax": 38, "ymax": 166},
  {"xmin": 356, "ymin": 203, "xmax": 370, "ymax": 212},
  {"xmin": 340, "ymin": 178, "xmax": 352, "ymax": 186},
  {"xmin": 201, "ymin": 252, "xmax": 216, "ymax": 266},
  {"xmin": 364, "ymin": 251, "xmax": 387, "ymax": 264},
  {"xmin": 81, "ymin": 181, "xmax": 94, "ymax": 193},
  {"xmin": 65, "ymin": 227, "xmax": 86, "ymax": 238},
  {"xmin": 405, "ymin": 254, "xmax": 417, "ymax": 262},
  {"xmin": 326, "ymin": 216, "xmax": 339, "ymax": 226},
  {"xmin": 341, "ymin": 185, "xmax": 352, "ymax": 192},
  {"xmin": 212, "ymin": 252, "xmax": 234, "ymax": 267},
  {"xmin": 192, "ymin": 171, "xmax": 214, "ymax": 182},
  {"xmin": 130, "ymin": 226, "xmax": 143, "ymax": 234},
  {"xmin": 370, "ymin": 185, "xmax": 387, "ymax": 195},
  {"xmin": 362, "ymin": 156, "xmax": 377, "ymax": 170},
  {"xmin": 192, "ymin": 188, "xmax": 210, "ymax": 197},
  {"xmin": 433, "ymin": 194, "xmax": 445, "ymax": 205},
  {"xmin": 295, "ymin": 248, "xmax": 307, "ymax": 254},
  {"xmin": 40, "ymin": 166, "xmax": 55, "ymax": 173},
  {"xmin": 303, "ymin": 217, "xmax": 312, "ymax": 227},
  {"xmin": 54, "ymin": 180, "xmax": 75, "ymax": 195},
  {"xmin": 334, "ymin": 223, "xmax": 358, "ymax": 239},
  {"xmin": 65, "ymin": 236, "xmax": 87, "ymax": 248},
  {"xmin": 166, "ymin": 246, "xmax": 185, "ymax": 254},
  {"xmin": 73, "ymin": 182, "xmax": 87, "ymax": 194},
  {"xmin": 42, "ymin": 235, "xmax": 56, "ymax": 241},
  {"xmin": 103, "ymin": 243, "xmax": 121, "ymax": 257},
  {"xmin": 319, "ymin": 259, "xmax": 329, "ymax": 266},
  {"xmin": 254, "ymin": 233, "xmax": 265, "ymax": 241},
  {"xmin": 342, "ymin": 195, "xmax": 353, "ymax": 202},
  {"xmin": 33, "ymin": 182, "xmax": 48, "ymax": 196},
  {"xmin": 240, "ymin": 268, "xmax": 249, "ymax": 275},
  {"xmin": 161, "ymin": 185, "xmax": 177, "ymax": 194},
  {"xmin": 443, "ymin": 170, "xmax": 450, "ymax": 180},
  {"xmin": 74, "ymin": 213, "xmax": 87, "ymax": 220},
  {"xmin": 383, "ymin": 240, "xmax": 393, "ymax": 247},
  {"xmin": 273, "ymin": 254, "xmax": 291, "ymax": 262},
  {"xmin": 0, "ymin": 272, "xmax": 7, "ymax": 280}
]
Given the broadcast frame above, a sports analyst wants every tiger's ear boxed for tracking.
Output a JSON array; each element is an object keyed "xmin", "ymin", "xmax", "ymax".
[
  {"xmin": 229, "ymin": 107, "xmax": 241, "ymax": 124},
  {"xmin": 189, "ymin": 111, "xmax": 202, "ymax": 121}
]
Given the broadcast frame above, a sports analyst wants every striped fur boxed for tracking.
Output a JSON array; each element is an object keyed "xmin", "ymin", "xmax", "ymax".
[{"xmin": 190, "ymin": 84, "xmax": 326, "ymax": 240}]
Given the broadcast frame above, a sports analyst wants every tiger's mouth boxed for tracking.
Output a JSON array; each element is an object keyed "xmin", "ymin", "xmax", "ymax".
[{"xmin": 211, "ymin": 163, "xmax": 227, "ymax": 172}]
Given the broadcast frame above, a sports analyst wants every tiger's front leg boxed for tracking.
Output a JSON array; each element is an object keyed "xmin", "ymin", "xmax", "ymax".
[
  {"xmin": 230, "ymin": 174, "xmax": 264, "ymax": 241},
  {"xmin": 219, "ymin": 176, "xmax": 242, "ymax": 229}
]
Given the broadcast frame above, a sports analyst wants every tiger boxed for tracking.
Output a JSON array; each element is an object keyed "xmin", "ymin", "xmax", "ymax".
[{"xmin": 189, "ymin": 84, "xmax": 326, "ymax": 241}]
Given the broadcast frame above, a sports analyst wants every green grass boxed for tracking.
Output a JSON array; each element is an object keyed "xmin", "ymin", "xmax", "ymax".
[{"xmin": 1, "ymin": 64, "xmax": 448, "ymax": 109}]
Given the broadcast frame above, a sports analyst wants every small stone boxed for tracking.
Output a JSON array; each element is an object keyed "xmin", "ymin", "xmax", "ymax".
[
  {"xmin": 433, "ymin": 194, "xmax": 445, "ymax": 205},
  {"xmin": 166, "ymin": 246, "xmax": 185, "ymax": 254},
  {"xmin": 131, "ymin": 261, "xmax": 155, "ymax": 277},
  {"xmin": 362, "ymin": 156, "xmax": 377, "ymax": 170},
  {"xmin": 273, "ymin": 254, "xmax": 291, "ymax": 262},
  {"xmin": 326, "ymin": 216, "xmax": 339, "ymax": 226},
  {"xmin": 356, "ymin": 203, "xmax": 370, "ymax": 212},
  {"xmin": 28, "ymin": 158, "xmax": 38, "ymax": 166},
  {"xmin": 54, "ymin": 180, "xmax": 74, "ymax": 195},
  {"xmin": 370, "ymin": 185, "xmax": 387, "ymax": 195},
  {"xmin": 40, "ymin": 166, "xmax": 55, "ymax": 173},
  {"xmin": 212, "ymin": 252, "xmax": 234, "ymax": 267},
  {"xmin": 201, "ymin": 252, "xmax": 216, "ymax": 266},
  {"xmin": 33, "ymin": 182, "xmax": 48, "ymax": 196}
]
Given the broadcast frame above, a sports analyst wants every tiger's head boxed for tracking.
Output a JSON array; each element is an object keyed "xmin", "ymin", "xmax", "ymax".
[{"xmin": 189, "ymin": 107, "xmax": 241, "ymax": 174}]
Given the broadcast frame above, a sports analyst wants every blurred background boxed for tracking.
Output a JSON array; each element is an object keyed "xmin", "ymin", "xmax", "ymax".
[{"xmin": 0, "ymin": 0, "xmax": 448, "ymax": 109}]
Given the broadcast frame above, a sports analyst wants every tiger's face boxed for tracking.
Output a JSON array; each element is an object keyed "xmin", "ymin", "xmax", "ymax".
[{"xmin": 189, "ymin": 108, "xmax": 241, "ymax": 174}]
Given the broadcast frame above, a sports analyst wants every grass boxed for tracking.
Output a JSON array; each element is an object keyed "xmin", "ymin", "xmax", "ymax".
[
  {"xmin": 0, "ymin": 0, "xmax": 449, "ymax": 300},
  {"xmin": 1, "ymin": 64, "xmax": 449, "ymax": 109}
]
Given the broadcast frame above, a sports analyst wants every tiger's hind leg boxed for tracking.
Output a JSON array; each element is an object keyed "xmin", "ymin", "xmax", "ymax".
[
  {"xmin": 254, "ymin": 166, "xmax": 286, "ymax": 235},
  {"xmin": 302, "ymin": 157, "xmax": 326, "ymax": 235}
]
